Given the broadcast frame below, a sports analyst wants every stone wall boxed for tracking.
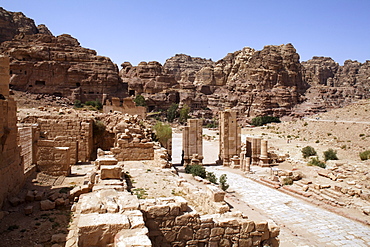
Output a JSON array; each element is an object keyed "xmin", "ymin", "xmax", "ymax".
[
  {"xmin": 17, "ymin": 123, "xmax": 38, "ymax": 172},
  {"xmin": 36, "ymin": 117, "xmax": 93, "ymax": 163},
  {"xmin": 141, "ymin": 198, "xmax": 279, "ymax": 247},
  {"xmin": 110, "ymin": 116, "xmax": 154, "ymax": 161},
  {"xmin": 103, "ymin": 97, "xmax": 146, "ymax": 119},
  {"xmin": 0, "ymin": 55, "xmax": 24, "ymax": 208}
]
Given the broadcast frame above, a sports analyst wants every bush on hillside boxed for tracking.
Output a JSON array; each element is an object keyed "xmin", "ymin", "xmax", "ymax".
[
  {"xmin": 359, "ymin": 150, "xmax": 370, "ymax": 160},
  {"xmin": 133, "ymin": 95, "xmax": 146, "ymax": 106},
  {"xmin": 301, "ymin": 146, "xmax": 317, "ymax": 159},
  {"xmin": 251, "ymin": 116, "xmax": 280, "ymax": 126},
  {"xmin": 308, "ymin": 157, "xmax": 326, "ymax": 168},
  {"xmin": 323, "ymin": 148, "xmax": 338, "ymax": 161}
]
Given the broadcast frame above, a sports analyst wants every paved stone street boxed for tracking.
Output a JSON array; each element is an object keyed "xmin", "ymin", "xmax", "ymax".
[{"xmin": 206, "ymin": 166, "xmax": 370, "ymax": 247}]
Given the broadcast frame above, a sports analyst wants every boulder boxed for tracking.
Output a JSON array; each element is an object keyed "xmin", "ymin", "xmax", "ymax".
[{"xmin": 40, "ymin": 199, "xmax": 55, "ymax": 211}]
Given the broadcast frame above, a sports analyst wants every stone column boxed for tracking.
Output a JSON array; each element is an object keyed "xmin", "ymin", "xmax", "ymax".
[
  {"xmin": 260, "ymin": 139, "xmax": 269, "ymax": 166},
  {"xmin": 219, "ymin": 110, "xmax": 241, "ymax": 166},
  {"xmin": 182, "ymin": 119, "xmax": 203, "ymax": 166}
]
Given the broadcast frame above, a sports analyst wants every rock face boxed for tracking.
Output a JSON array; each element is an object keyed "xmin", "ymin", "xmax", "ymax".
[
  {"xmin": 0, "ymin": 7, "xmax": 41, "ymax": 43},
  {"xmin": 296, "ymin": 57, "xmax": 370, "ymax": 116},
  {"xmin": 123, "ymin": 44, "xmax": 308, "ymax": 118},
  {"xmin": 0, "ymin": 7, "xmax": 127, "ymax": 102},
  {"xmin": 0, "ymin": 33, "xmax": 127, "ymax": 102},
  {"xmin": 1, "ymin": 6, "xmax": 369, "ymax": 119}
]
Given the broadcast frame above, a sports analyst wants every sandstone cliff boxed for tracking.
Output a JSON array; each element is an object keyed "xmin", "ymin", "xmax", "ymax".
[
  {"xmin": 1, "ymin": 6, "xmax": 369, "ymax": 120},
  {"xmin": 0, "ymin": 7, "xmax": 46, "ymax": 43},
  {"xmin": 0, "ymin": 7, "xmax": 127, "ymax": 102}
]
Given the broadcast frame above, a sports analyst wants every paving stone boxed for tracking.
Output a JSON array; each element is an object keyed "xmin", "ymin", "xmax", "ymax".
[{"xmin": 207, "ymin": 166, "xmax": 370, "ymax": 247}]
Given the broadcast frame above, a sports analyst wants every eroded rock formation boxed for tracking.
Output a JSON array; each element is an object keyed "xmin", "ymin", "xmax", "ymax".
[{"xmin": 1, "ymin": 6, "xmax": 369, "ymax": 120}]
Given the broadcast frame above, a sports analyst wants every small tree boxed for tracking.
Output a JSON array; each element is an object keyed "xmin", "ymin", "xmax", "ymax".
[
  {"xmin": 167, "ymin": 103, "xmax": 178, "ymax": 122},
  {"xmin": 360, "ymin": 150, "xmax": 370, "ymax": 161},
  {"xmin": 185, "ymin": 164, "xmax": 206, "ymax": 179},
  {"xmin": 219, "ymin": 174, "xmax": 229, "ymax": 191},
  {"xmin": 323, "ymin": 148, "xmax": 338, "ymax": 161},
  {"xmin": 301, "ymin": 146, "xmax": 317, "ymax": 159},
  {"xmin": 308, "ymin": 157, "xmax": 326, "ymax": 168},
  {"xmin": 206, "ymin": 172, "xmax": 217, "ymax": 184},
  {"xmin": 134, "ymin": 95, "xmax": 146, "ymax": 106},
  {"xmin": 251, "ymin": 116, "xmax": 280, "ymax": 126},
  {"xmin": 179, "ymin": 104, "xmax": 190, "ymax": 123},
  {"xmin": 74, "ymin": 100, "xmax": 83, "ymax": 109},
  {"xmin": 153, "ymin": 122, "xmax": 172, "ymax": 148}
]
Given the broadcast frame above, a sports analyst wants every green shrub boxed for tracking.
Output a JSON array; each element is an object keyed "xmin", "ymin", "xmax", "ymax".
[
  {"xmin": 134, "ymin": 95, "xmax": 146, "ymax": 106},
  {"xmin": 359, "ymin": 150, "xmax": 370, "ymax": 160},
  {"xmin": 153, "ymin": 122, "xmax": 172, "ymax": 147},
  {"xmin": 167, "ymin": 103, "xmax": 178, "ymax": 122},
  {"xmin": 301, "ymin": 146, "xmax": 317, "ymax": 158},
  {"xmin": 179, "ymin": 104, "xmax": 190, "ymax": 123},
  {"xmin": 308, "ymin": 157, "xmax": 326, "ymax": 168},
  {"xmin": 185, "ymin": 164, "xmax": 206, "ymax": 179},
  {"xmin": 282, "ymin": 177, "xmax": 293, "ymax": 185},
  {"xmin": 206, "ymin": 172, "xmax": 217, "ymax": 184},
  {"xmin": 323, "ymin": 148, "xmax": 338, "ymax": 161},
  {"xmin": 93, "ymin": 120, "xmax": 106, "ymax": 137},
  {"xmin": 73, "ymin": 100, "xmax": 83, "ymax": 108},
  {"xmin": 219, "ymin": 174, "xmax": 229, "ymax": 191},
  {"xmin": 251, "ymin": 116, "xmax": 280, "ymax": 126},
  {"xmin": 85, "ymin": 99, "xmax": 103, "ymax": 110}
]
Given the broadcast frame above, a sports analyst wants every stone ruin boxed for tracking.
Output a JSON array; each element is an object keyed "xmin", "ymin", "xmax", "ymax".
[
  {"xmin": 103, "ymin": 97, "xmax": 146, "ymax": 119},
  {"xmin": 182, "ymin": 119, "xmax": 203, "ymax": 166},
  {"xmin": 0, "ymin": 55, "xmax": 25, "ymax": 209},
  {"xmin": 218, "ymin": 109, "xmax": 241, "ymax": 167},
  {"xmin": 0, "ymin": 55, "xmax": 280, "ymax": 246}
]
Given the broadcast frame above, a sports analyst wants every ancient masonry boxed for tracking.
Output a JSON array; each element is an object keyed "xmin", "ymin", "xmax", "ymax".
[
  {"xmin": 103, "ymin": 97, "xmax": 146, "ymax": 119},
  {"xmin": 182, "ymin": 119, "xmax": 203, "ymax": 166},
  {"xmin": 218, "ymin": 110, "xmax": 241, "ymax": 167},
  {"xmin": 65, "ymin": 151, "xmax": 279, "ymax": 246},
  {"xmin": 0, "ymin": 55, "xmax": 24, "ymax": 208}
]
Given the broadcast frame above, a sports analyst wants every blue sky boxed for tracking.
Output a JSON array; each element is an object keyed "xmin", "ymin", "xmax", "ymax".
[{"xmin": 2, "ymin": 0, "xmax": 369, "ymax": 66}]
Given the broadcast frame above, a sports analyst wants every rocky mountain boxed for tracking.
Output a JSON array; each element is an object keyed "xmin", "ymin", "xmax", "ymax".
[
  {"xmin": 1, "ymin": 6, "xmax": 369, "ymax": 120},
  {"xmin": 0, "ymin": 7, "xmax": 45, "ymax": 43},
  {"xmin": 0, "ymin": 7, "xmax": 127, "ymax": 103}
]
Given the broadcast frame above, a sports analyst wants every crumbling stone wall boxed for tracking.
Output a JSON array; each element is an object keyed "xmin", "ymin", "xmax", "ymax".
[
  {"xmin": 0, "ymin": 55, "xmax": 24, "ymax": 208},
  {"xmin": 110, "ymin": 116, "xmax": 154, "ymax": 161},
  {"xmin": 17, "ymin": 123, "xmax": 38, "ymax": 172},
  {"xmin": 103, "ymin": 97, "xmax": 146, "ymax": 119},
  {"xmin": 36, "ymin": 117, "xmax": 93, "ymax": 164},
  {"xmin": 141, "ymin": 198, "xmax": 279, "ymax": 247}
]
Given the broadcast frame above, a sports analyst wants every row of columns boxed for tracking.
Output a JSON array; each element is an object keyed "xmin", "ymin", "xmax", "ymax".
[{"xmin": 181, "ymin": 109, "xmax": 270, "ymax": 169}]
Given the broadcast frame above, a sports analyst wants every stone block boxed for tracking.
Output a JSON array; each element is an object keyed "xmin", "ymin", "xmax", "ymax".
[
  {"xmin": 146, "ymin": 205, "xmax": 170, "ymax": 218},
  {"xmin": 77, "ymin": 213, "xmax": 130, "ymax": 247},
  {"xmin": 40, "ymin": 199, "xmax": 56, "ymax": 211},
  {"xmin": 51, "ymin": 233, "xmax": 67, "ymax": 243},
  {"xmin": 114, "ymin": 228, "xmax": 151, "ymax": 247},
  {"xmin": 100, "ymin": 165, "xmax": 122, "ymax": 180},
  {"xmin": 124, "ymin": 210, "xmax": 145, "ymax": 229},
  {"xmin": 255, "ymin": 222, "xmax": 268, "ymax": 231},
  {"xmin": 206, "ymin": 185, "xmax": 225, "ymax": 202},
  {"xmin": 55, "ymin": 198, "xmax": 65, "ymax": 207},
  {"xmin": 35, "ymin": 191, "xmax": 44, "ymax": 201},
  {"xmin": 177, "ymin": 226, "xmax": 193, "ymax": 241},
  {"xmin": 24, "ymin": 205, "xmax": 33, "ymax": 215},
  {"xmin": 9, "ymin": 196, "xmax": 21, "ymax": 206},
  {"xmin": 25, "ymin": 190, "xmax": 35, "ymax": 202}
]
